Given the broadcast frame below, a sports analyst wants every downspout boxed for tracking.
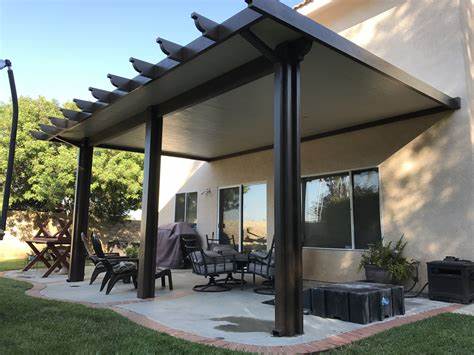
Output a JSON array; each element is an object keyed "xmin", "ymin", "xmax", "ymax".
[{"xmin": 0, "ymin": 59, "xmax": 19, "ymax": 240}]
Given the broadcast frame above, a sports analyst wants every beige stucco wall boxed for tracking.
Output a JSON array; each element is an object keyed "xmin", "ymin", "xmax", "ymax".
[
  {"xmin": 300, "ymin": 0, "xmax": 474, "ymax": 283},
  {"xmin": 156, "ymin": 0, "xmax": 474, "ymax": 286}
]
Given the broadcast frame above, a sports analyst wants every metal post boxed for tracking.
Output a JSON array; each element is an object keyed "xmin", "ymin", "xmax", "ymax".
[
  {"xmin": 137, "ymin": 107, "xmax": 162, "ymax": 299},
  {"xmin": 68, "ymin": 139, "xmax": 93, "ymax": 282},
  {"xmin": 0, "ymin": 60, "xmax": 18, "ymax": 240},
  {"xmin": 273, "ymin": 39, "xmax": 311, "ymax": 337}
]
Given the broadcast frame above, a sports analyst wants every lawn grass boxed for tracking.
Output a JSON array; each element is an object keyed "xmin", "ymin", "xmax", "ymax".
[
  {"xmin": 331, "ymin": 312, "xmax": 474, "ymax": 355},
  {"xmin": 0, "ymin": 258, "xmax": 28, "ymax": 271},
  {"xmin": 0, "ymin": 257, "xmax": 92, "ymax": 272},
  {"xmin": 1, "ymin": 275, "xmax": 472, "ymax": 354},
  {"xmin": 0, "ymin": 277, "xmax": 242, "ymax": 354}
]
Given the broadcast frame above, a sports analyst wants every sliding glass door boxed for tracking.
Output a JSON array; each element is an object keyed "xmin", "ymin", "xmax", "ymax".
[
  {"xmin": 242, "ymin": 183, "xmax": 267, "ymax": 252},
  {"xmin": 218, "ymin": 183, "xmax": 267, "ymax": 252},
  {"xmin": 218, "ymin": 187, "xmax": 240, "ymax": 246}
]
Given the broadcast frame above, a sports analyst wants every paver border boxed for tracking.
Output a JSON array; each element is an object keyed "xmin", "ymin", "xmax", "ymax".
[{"xmin": 1, "ymin": 272, "xmax": 463, "ymax": 354}]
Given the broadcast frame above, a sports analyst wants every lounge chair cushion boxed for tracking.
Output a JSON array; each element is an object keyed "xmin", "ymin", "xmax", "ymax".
[
  {"xmin": 95, "ymin": 261, "xmax": 106, "ymax": 271},
  {"xmin": 113, "ymin": 261, "xmax": 137, "ymax": 273}
]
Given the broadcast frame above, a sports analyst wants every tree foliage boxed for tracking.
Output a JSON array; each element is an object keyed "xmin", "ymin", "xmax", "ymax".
[{"xmin": 0, "ymin": 97, "xmax": 144, "ymax": 222}]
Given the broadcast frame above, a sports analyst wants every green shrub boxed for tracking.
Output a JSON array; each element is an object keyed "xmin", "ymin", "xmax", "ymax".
[
  {"xmin": 359, "ymin": 236, "xmax": 416, "ymax": 283},
  {"xmin": 125, "ymin": 245, "xmax": 139, "ymax": 258}
]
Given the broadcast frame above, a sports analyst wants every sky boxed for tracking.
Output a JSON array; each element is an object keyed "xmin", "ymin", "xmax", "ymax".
[{"xmin": 0, "ymin": 0, "xmax": 302, "ymax": 104}]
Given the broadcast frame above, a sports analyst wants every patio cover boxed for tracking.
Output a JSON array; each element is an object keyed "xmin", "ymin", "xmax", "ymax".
[
  {"xmin": 31, "ymin": 0, "xmax": 460, "ymax": 337},
  {"xmin": 32, "ymin": 0, "xmax": 459, "ymax": 162}
]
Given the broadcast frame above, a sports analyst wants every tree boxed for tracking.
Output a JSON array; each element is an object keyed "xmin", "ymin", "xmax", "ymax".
[{"xmin": 0, "ymin": 96, "xmax": 144, "ymax": 223}]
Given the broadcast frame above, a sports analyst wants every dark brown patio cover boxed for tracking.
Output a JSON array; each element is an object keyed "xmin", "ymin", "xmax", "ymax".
[{"xmin": 156, "ymin": 222, "xmax": 199, "ymax": 269}]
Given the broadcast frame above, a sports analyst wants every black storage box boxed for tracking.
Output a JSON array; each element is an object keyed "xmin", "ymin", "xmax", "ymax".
[
  {"xmin": 309, "ymin": 283, "xmax": 404, "ymax": 324},
  {"xmin": 427, "ymin": 259, "xmax": 474, "ymax": 304}
]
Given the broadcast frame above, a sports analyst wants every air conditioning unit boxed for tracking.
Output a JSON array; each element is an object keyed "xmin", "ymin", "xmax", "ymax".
[{"xmin": 427, "ymin": 257, "xmax": 474, "ymax": 304}]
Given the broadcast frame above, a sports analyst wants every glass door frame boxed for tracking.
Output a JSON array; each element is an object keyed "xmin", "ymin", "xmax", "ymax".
[{"xmin": 217, "ymin": 185, "xmax": 243, "ymax": 251}]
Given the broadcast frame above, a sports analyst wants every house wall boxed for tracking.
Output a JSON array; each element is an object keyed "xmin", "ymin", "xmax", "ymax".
[{"xmin": 156, "ymin": 0, "xmax": 474, "ymax": 286}]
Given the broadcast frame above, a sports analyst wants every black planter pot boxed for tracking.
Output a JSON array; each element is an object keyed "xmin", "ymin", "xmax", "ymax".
[{"xmin": 364, "ymin": 264, "xmax": 393, "ymax": 284}]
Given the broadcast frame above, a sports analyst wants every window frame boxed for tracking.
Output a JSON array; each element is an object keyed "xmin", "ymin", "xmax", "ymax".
[
  {"xmin": 302, "ymin": 167, "xmax": 382, "ymax": 251},
  {"xmin": 174, "ymin": 191, "xmax": 198, "ymax": 224}
]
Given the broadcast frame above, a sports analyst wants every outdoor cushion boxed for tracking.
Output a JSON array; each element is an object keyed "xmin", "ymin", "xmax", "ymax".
[
  {"xmin": 95, "ymin": 261, "xmax": 106, "ymax": 271},
  {"xmin": 195, "ymin": 262, "xmax": 235, "ymax": 275},
  {"xmin": 248, "ymin": 262, "xmax": 274, "ymax": 277},
  {"xmin": 212, "ymin": 244, "xmax": 236, "ymax": 254},
  {"xmin": 250, "ymin": 250, "xmax": 268, "ymax": 259},
  {"xmin": 190, "ymin": 250, "xmax": 224, "ymax": 264},
  {"xmin": 113, "ymin": 261, "xmax": 137, "ymax": 273}
]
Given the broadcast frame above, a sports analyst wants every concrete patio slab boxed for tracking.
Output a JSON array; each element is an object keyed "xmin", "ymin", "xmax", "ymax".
[
  {"xmin": 454, "ymin": 303, "xmax": 474, "ymax": 316},
  {"xmin": 4, "ymin": 268, "xmax": 463, "ymax": 350}
]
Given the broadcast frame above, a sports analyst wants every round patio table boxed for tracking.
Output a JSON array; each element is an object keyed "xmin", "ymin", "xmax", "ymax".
[{"xmin": 214, "ymin": 248, "xmax": 251, "ymax": 289}]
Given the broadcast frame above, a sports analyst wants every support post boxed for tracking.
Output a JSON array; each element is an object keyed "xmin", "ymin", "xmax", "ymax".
[
  {"xmin": 68, "ymin": 139, "xmax": 93, "ymax": 282},
  {"xmin": 273, "ymin": 39, "xmax": 312, "ymax": 337},
  {"xmin": 137, "ymin": 107, "xmax": 162, "ymax": 299}
]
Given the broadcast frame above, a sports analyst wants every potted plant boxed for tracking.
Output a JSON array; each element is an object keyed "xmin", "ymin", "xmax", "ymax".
[
  {"xmin": 125, "ymin": 244, "xmax": 139, "ymax": 258},
  {"xmin": 359, "ymin": 236, "xmax": 415, "ymax": 284}
]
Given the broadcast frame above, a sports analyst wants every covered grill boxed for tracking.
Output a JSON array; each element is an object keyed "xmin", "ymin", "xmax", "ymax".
[{"xmin": 156, "ymin": 222, "xmax": 199, "ymax": 269}]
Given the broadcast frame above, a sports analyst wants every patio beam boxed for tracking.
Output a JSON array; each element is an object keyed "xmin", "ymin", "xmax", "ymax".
[
  {"xmin": 191, "ymin": 12, "xmax": 225, "ymax": 41},
  {"xmin": 246, "ymin": 0, "xmax": 459, "ymax": 109},
  {"xmin": 30, "ymin": 130, "xmax": 51, "ymax": 141},
  {"xmin": 73, "ymin": 99, "xmax": 108, "ymax": 113},
  {"xmin": 96, "ymin": 143, "xmax": 211, "ymax": 161},
  {"xmin": 137, "ymin": 107, "xmax": 162, "ymax": 299},
  {"xmin": 129, "ymin": 58, "xmax": 169, "ymax": 80},
  {"xmin": 273, "ymin": 38, "xmax": 312, "ymax": 337},
  {"xmin": 208, "ymin": 105, "xmax": 451, "ymax": 162},
  {"xmin": 89, "ymin": 87, "xmax": 126, "ymax": 104},
  {"xmin": 107, "ymin": 74, "xmax": 149, "ymax": 92},
  {"xmin": 39, "ymin": 124, "xmax": 61, "ymax": 136},
  {"xmin": 240, "ymin": 29, "xmax": 279, "ymax": 63},
  {"xmin": 60, "ymin": 108, "xmax": 91, "ymax": 122},
  {"xmin": 68, "ymin": 139, "xmax": 93, "ymax": 282},
  {"xmin": 156, "ymin": 38, "xmax": 195, "ymax": 63},
  {"xmin": 49, "ymin": 117, "xmax": 78, "ymax": 130}
]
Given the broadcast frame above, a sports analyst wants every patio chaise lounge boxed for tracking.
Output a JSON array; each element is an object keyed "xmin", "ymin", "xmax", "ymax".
[
  {"xmin": 88, "ymin": 233, "xmax": 173, "ymax": 294},
  {"xmin": 182, "ymin": 235, "xmax": 236, "ymax": 292},
  {"xmin": 81, "ymin": 232, "xmax": 132, "ymax": 285},
  {"xmin": 91, "ymin": 233, "xmax": 139, "ymax": 294}
]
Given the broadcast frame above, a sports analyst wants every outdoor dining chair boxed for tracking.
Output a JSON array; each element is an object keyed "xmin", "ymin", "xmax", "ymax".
[
  {"xmin": 90, "ymin": 233, "xmax": 139, "ymax": 295},
  {"xmin": 248, "ymin": 238, "xmax": 275, "ymax": 295},
  {"xmin": 182, "ymin": 235, "xmax": 235, "ymax": 292},
  {"xmin": 206, "ymin": 232, "xmax": 237, "ymax": 251}
]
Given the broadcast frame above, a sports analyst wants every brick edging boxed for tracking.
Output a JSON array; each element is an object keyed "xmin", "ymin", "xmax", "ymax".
[{"xmin": 1, "ymin": 274, "xmax": 463, "ymax": 354}]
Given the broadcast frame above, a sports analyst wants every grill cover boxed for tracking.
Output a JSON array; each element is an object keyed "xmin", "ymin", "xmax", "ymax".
[{"xmin": 156, "ymin": 222, "xmax": 199, "ymax": 269}]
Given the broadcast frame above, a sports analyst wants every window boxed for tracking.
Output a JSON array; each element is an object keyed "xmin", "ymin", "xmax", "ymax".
[
  {"xmin": 303, "ymin": 173, "xmax": 352, "ymax": 249},
  {"xmin": 175, "ymin": 192, "xmax": 197, "ymax": 224},
  {"xmin": 352, "ymin": 170, "xmax": 381, "ymax": 249},
  {"xmin": 303, "ymin": 168, "xmax": 381, "ymax": 249}
]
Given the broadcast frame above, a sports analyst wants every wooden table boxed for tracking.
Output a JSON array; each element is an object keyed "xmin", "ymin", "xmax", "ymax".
[{"xmin": 23, "ymin": 238, "xmax": 71, "ymax": 278}]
